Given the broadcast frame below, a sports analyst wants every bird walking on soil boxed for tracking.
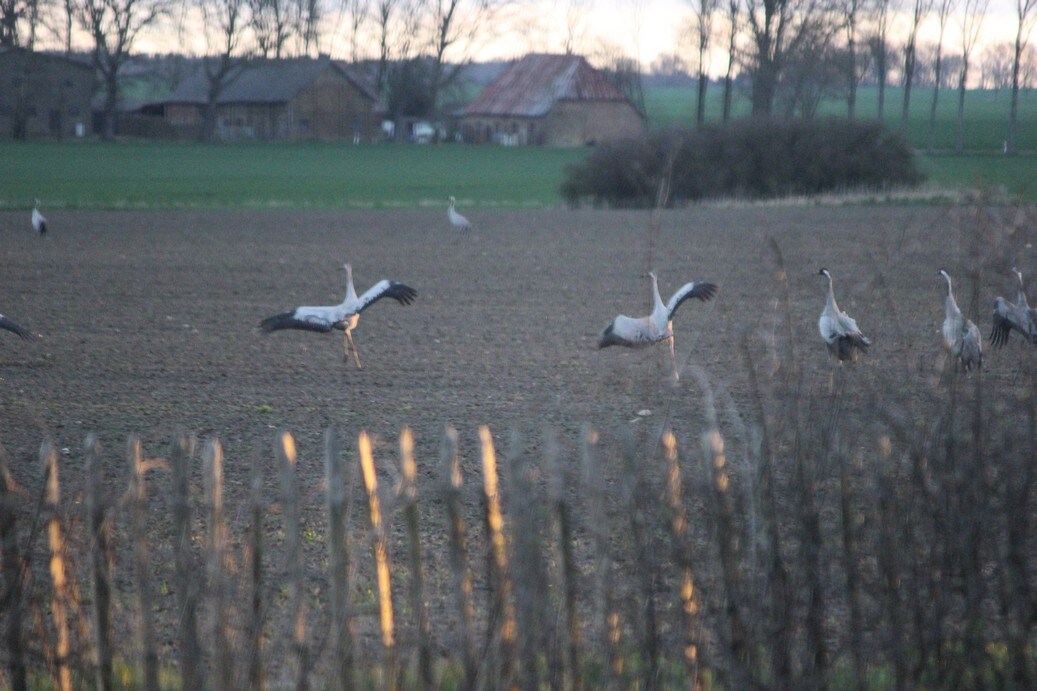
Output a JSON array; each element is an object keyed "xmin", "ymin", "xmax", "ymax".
[
  {"xmin": 598, "ymin": 271, "xmax": 718, "ymax": 381},
  {"xmin": 260, "ymin": 263, "xmax": 417, "ymax": 368},
  {"xmin": 31, "ymin": 199, "xmax": 47, "ymax": 235},
  {"xmin": 817, "ymin": 267, "xmax": 871, "ymax": 362},
  {"xmin": 448, "ymin": 196, "xmax": 472, "ymax": 233},
  {"xmin": 938, "ymin": 269, "xmax": 982, "ymax": 372}
]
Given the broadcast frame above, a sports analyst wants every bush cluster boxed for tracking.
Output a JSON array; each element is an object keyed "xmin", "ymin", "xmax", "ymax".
[{"xmin": 560, "ymin": 117, "xmax": 924, "ymax": 207}]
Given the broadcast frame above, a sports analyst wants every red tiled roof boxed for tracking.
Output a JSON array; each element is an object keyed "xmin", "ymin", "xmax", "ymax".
[{"xmin": 464, "ymin": 53, "xmax": 629, "ymax": 117}]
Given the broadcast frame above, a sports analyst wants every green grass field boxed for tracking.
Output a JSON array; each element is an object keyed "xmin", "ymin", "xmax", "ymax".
[{"xmin": 2, "ymin": 85, "xmax": 1035, "ymax": 209}]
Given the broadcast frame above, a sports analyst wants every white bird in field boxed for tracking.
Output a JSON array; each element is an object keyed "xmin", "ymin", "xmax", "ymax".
[
  {"xmin": 448, "ymin": 196, "xmax": 472, "ymax": 233},
  {"xmin": 598, "ymin": 271, "xmax": 718, "ymax": 380},
  {"xmin": 0, "ymin": 313, "xmax": 34, "ymax": 340},
  {"xmin": 817, "ymin": 267, "xmax": 871, "ymax": 362},
  {"xmin": 260, "ymin": 263, "xmax": 417, "ymax": 368},
  {"xmin": 31, "ymin": 199, "xmax": 47, "ymax": 235},
  {"xmin": 938, "ymin": 269, "xmax": 982, "ymax": 372},
  {"xmin": 990, "ymin": 267, "xmax": 1037, "ymax": 349}
]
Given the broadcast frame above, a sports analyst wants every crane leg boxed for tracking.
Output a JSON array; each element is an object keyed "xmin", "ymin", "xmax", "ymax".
[
  {"xmin": 668, "ymin": 337, "xmax": 680, "ymax": 383},
  {"xmin": 344, "ymin": 331, "xmax": 362, "ymax": 369}
]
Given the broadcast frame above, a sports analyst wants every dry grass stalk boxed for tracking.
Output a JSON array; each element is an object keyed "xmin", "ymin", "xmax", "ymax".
[
  {"xmin": 661, "ymin": 429, "xmax": 700, "ymax": 689},
  {"xmin": 545, "ymin": 428, "xmax": 583, "ymax": 691},
  {"xmin": 578, "ymin": 424, "xmax": 622, "ymax": 687},
  {"xmin": 705, "ymin": 428, "xmax": 749, "ymax": 681},
  {"xmin": 278, "ymin": 431, "xmax": 310, "ymax": 691},
  {"xmin": 505, "ymin": 430, "xmax": 545, "ymax": 691},
  {"xmin": 41, "ymin": 441, "xmax": 70, "ymax": 691},
  {"xmin": 478, "ymin": 425, "xmax": 517, "ymax": 688},
  {"xmin": 399, "ymin": 427, "xmax": 433, "ymax": 689},
  {"xmin": 126, "ymin": 435, "xmax": 158, "ymax": 691},
  {"xmin": 204, "ymin": 439, "xmax": 234, "ymax": 690},
  {"xmin": 171, "ymin": 432, "xmax": 201, "ymax": 691},
  {"xmin": 439, "ymin": 426, "xmax": 478, "ymax": 691},
  {"xmin": 324, "ymin": 429, "xmax": 354, "ymax": 689},
  {"xmin": 247, "ymin": 441, "xmax": 266, "ymax": 691},
  {"xmin": 620, "ymin": 431, "xmax": 659, "ymax": 688},
  {"xmin": 84, "ymin": 434, "xmax": 113, "ymax": 691},
  {"xmin": 0, "ymin": 451, "xmax": 27, "ymax": 691},
  {"xmin": 837, "ymin": 447, "xmax": 865, "ymax": 691},
  {"xmin": 358, "ymin": 429, "xmax": 398, "ymax": 690}
]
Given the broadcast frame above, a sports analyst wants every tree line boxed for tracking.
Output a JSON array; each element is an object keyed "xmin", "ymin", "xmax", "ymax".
[{"xmin": 1, "ymin": 0, "xmax": 1035, "ymax": 148}]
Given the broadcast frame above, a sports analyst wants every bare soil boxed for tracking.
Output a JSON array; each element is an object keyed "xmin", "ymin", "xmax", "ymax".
[{"xmin": 1, "ymin": 203, "xmax": 1034, "ymax": 681}]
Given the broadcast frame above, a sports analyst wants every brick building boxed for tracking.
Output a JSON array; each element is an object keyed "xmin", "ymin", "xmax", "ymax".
[
  {"xmin": 460, "ymin": 54, "xmax": 645, "ymax": 146},
  {"xmin": 0, "ymin": 48, "xmax": 94, "ymax": 139},
  {"xmin": 164, "ymin": 57, "xmax": 383, "ymax": 141}
]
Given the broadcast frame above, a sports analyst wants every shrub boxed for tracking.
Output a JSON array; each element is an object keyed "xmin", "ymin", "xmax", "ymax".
[{"xmin": 561, "ymin": 117, "xmax": 923, "ymax": 207}]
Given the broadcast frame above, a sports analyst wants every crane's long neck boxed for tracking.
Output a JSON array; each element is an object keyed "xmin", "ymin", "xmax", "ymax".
[
  {"xmin": 824, "ymin": 274, "xmax": 838, "ymax": 312},
  {"xmin": 1015, "ymin": 270, "xmax": 1029, "ymax": 307},
  {"xmin": 650, "ymin": 273, "xmax": 667, "ymax": 315},
  {"xmin": 942, "ymin": 274, "xmax": 959, "ymax": 316},
  {"xmin": 344, "ymin": 266, "xmax": 358, "ymax": 304}
]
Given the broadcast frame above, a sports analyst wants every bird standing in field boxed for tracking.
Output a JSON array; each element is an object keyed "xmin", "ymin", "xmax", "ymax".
[
  {"xmin": 938, "ymin": 269, "xmax": 982, "ymax": 372},
  {"xmin": 990, "ymin": 267, "xmax": 1037, "ymax": 349},
  {"xmin": 817, "ymin": 267, "xmax": 871, "ymax": 362},
  {"xmin": 31, "ymin": 199, "xmax": 47, "ymax": 235},
  {"xmin": 0, "ymin": 313, "xmax": 34, "ymax": 340},
  {"xmin": 598, "ymin": 271, "xmax": 718, "ymax": 381},
  {"xmin": 448, "ymin": 196, "xmax": 472, "ymax": 233},
  {"xmin": 260, "ymin": 263, "xmax": 417, "ymax": 369}
]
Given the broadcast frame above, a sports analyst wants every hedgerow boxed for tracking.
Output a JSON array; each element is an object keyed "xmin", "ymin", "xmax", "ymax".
[{"xmin": 560, "ymin": 117, "xmax": 923, "ymax": 207}]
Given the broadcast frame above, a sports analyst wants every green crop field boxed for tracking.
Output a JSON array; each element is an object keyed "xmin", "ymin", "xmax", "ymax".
[
  {"xmin": 0, "ymin": 141, "xmax": 583, "ymax": 210},
  {"xmin": 2, "ymin": 85, "xmax": 1035, "ymax": 209},
  {"xmin": 645, "ymin": 85, "xmax": 1037, "ymax": 153}
]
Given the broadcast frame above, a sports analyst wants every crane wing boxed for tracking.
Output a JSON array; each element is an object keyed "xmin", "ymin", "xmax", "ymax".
[
  {"xmin": 355, "ymin": 280, "xmax": 418, "ymax": 313},
  {"xmin": 260, "ymin": 309, "xmax": 336, "ymax": 333},
  {"xmin": 666, "ymin": 282, "xmax": 718, "ymax": 320},
  {"xmin": 0, "ymin": 315, "xmax": 34, "ymax": 340}
]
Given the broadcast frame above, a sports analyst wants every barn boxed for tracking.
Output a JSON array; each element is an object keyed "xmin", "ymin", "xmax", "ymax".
[
  {"xmin": 460, "ymin": 53, "xmax": 645, "ymax": 146},
  {"xmin": 0, "ymin": 48, "xmax": 94, "ymax": 139},
  {"xmin": 164, "ymin": 57, "xmax": 383, "ymax": 141}
]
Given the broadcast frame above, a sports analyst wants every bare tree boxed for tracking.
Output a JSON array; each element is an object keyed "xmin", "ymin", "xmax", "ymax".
[
  {"xmin": 297, "ymin": 0, "xmax": 319, "ymax": 54},
  {"xmin": 425, "ymin": 0, "xmax": 504, "ymax": 121},
  {"xmin": 954, "ymin": 0, "xmax": 988, "ymax": 152},
  {"xmin": 743, "ymin": 0, "xmax": 825, "ymax": 116},
  {"xmin": 563, "ymin": 0, "xmax": 590, "ymax": 54},
  {"xmin": 866, "ymin": 0, "xmax": 892, "ymax": 119},
  {"xmin": 840, "ymin": 0, "xmax": 869, "ymax": 118},
  {"xmin": 721, "ymin": 0, "xmax": 740, "ymax": 120},
  {"xmin": 198, "ymin": 0, "xmax": 253, "ymax": 140},
  {"xmin": 1007, "ymin": 0, "xmax": 1037, "ymax": 153},
  {"xmin": 77, "ymin": 0, "xmax": 170, "ymax": 138},
  {"xmin": 925, "ymin": 0, "xmax": 953, "ymax": 152},
  {"xmin": 340, "ymin": 0, "xmax": 366, "ymax": 61},
  {"xmin": 689, "ymin": 0, "xmax": 720, "ymax": 126},
  {"xmin": 249, "ymin": 0, "xmax": 293, "ymax": 57},
  {"xmin": 899, "ymin": 0, "xmax": 933, "ymax": 134},
  {"xmin": 981, "ymin": 41, "xmax": 1015, "ymax": 88},
  {"xmin": 1, "ymin": 0, "xmax": 43, "ymax": 45}
]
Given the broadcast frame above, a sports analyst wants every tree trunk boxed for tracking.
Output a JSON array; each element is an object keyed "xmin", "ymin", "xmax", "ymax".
[
  {"xmin": 697, "ymin": 70, "xmax": 708, "ymax": 126},
  {"xmin": 928, "ymin": 51, "xmax": 943, "ymax": 153},
  {"xmin": 1007, "ymin": 29, "xmax": 1023, "ymax": 154},
  {"xmin": 901, "ymin": 43, "xmax": 916, "ymax": 135},
  {"xmin": 752, "ymin": 57, "xmax": 777, "ymax": 117},
  {"xmin": 103, "ymin": 73, "xmax": 118, "ymax": 140},
  {"xmin": 956, "ymin": 60, "xmax": 968, "ymax": 153}
]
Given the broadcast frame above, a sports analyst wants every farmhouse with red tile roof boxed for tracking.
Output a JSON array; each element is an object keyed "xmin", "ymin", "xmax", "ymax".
[{"xmin": 460, "ymin": 53, "xmax": 645, "ymax": 146}]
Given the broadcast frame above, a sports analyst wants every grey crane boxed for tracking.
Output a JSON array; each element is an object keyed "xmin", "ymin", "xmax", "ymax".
[
  {"xmin": 260, "ymin": 263, "xmax": 417, "ymax": 368},
  {"xmin": 448, "ymin": 196, "xmax": 472, "ymax": 233},
  {"xmin": 31, "ymin": 199, "xmax": 47, "ymax": 235},
  {"xmin": 817, "ymin": 267, "xmax": 871, "ymax": 362},
  {"xmin": 598, "ymin": 271, "xmax": 718, "ymax": 381},
  {"xmin": 938, "ymin": 269, "xmax": 982, "ymax": 372},
  {"xmin": 990, "ymin": 267, "xmax": 1037, "ymax": 349}
]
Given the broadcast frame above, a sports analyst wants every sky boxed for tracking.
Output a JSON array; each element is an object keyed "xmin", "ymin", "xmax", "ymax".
[{"xmin": 130, "ymin": 0, "xmax": 1026, "ymax": 75}]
